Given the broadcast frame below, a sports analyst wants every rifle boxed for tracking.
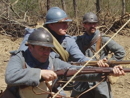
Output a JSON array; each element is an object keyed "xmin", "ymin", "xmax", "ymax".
[
  {"xmin": 70, "ymin": 60, "xmax": 130, "ymax": 66},
  {"xmin": 55, "ymin": 67, "xmax": 130, "ymax": 77},
  {"xmin": 51, "ymin": 67, "xmax": 130, "ymax": 94}
]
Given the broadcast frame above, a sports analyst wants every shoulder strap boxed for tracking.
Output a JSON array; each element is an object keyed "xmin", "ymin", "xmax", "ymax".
[
  {"xmin": 51, "ymin": 37, "xmax": 69, "ymax": 62},
  {"xmin": 36, "ymin": 25, "xmax": 69, "ymax": 62},
  {"xmin": 96, "ymin": 34, "xmax": 101, "ymax": 52},
  {"xmin": 84, "ymin": 32, "xmax": 101, "ymax": 51}
]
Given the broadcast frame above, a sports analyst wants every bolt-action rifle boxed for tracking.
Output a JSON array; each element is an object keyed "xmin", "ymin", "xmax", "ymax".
[
  {"xmin": 70, "ymin": 60, "xmax": 130, "ymax": 66},
  {"xmin": 52, "ymin": 67, "xmax": 130, "ymax": 93},
  {"xmin": 19, "ymin": 67, "xmax": 130, "ymax": 98},
  {"xmin": 55, "ymin": 66, "xmax": 130, "ymax": 77}
]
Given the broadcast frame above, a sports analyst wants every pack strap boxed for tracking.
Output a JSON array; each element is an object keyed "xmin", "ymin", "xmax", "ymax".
[
  {"xmin": 84, "ymin": 33, "xmax": 101, "ymax": 51},
  {"xmin": 36, "ymin": 25, "xmax": 69, "ymax": 62},
  {"xmin": 83, "ymin": 32, "xmax": 102, "ymax": 60},
  {"xmin": 95, "ymin": 34, "xmax": 101, "ymax": 52}
]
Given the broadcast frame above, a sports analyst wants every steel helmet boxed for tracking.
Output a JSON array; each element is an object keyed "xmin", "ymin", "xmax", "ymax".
[
  {"xmin": 83, "ymin": 12, "xmax": 98, "ymax": 23},
  {"xmin": 44, "ymin": 7, "xmax": 72, "ymax": 25},
  {"xmin": 26, "ymin": 27, "xmax": 54, "ymax": 47}
]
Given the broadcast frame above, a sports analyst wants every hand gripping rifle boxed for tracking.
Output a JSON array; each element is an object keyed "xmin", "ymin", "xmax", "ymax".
[
  {"xmin": 51, "ymin": 66, "xmax": 130, "ymax": 94},
  {"xmin": 55, "ymin": 66, "xmax": 130, "ymax": 77},
  {"xmin": 70, "ymin": 60, "xmax": 130, "ymax": 66}
]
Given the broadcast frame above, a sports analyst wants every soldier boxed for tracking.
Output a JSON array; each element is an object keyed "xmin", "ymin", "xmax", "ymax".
[
  {"xmin": 71, "ymin": 12, "xmax": 125, "ymax": 98},
  {"xmin": 19, "ymin": 7, "xmax": 107, "ymax": 65},
  {"xmin": 5, "ymin": 28, "xmax": 57, "ymax": 98},
  {"xmin": 5, "ymin": 27, "xmax": 125, "ymax": 98},
  {"xmin": 19, "ymin": 7, "xmax": 89, "ymax": 62}
]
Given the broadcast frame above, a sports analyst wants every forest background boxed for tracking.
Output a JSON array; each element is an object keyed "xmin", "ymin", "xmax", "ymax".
[{"xmin": 0, "ymin": 0, "xmax": 130, "ymax": 37}]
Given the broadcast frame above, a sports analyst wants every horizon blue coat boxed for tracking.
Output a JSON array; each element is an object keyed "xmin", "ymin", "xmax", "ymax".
[
  {"xmin": 19, "ymin": 27, "xmax": 91, "ymax": 62},
  {"xmin": 71, "ymin": 30, "xmax": 125, "ymax": 98},
  {"xmin": 5, "ymin": 49, "xmax": 104, "ymax": 98}
]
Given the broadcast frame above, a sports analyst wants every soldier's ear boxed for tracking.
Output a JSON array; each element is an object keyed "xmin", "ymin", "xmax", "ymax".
[
  {"xmin": 83, "ymin": 23, "xmax": 86, "ymax": 28},
  {"xmin": 28, "ymin": 45, "xmax": 34, "ymax": 52}
]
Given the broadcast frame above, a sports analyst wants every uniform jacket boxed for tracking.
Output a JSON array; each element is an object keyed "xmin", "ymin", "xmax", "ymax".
[
  {"xmin": 19, "ymin": 27, "xmax": 90, "ymax": 62},
  {"xmin": 5, "ymin": 49, "xmax": 103, "ymax": 98},
  {"xmin": 73, "ymin": 30, "xmax": 125, "ymax": 61},
  {"xmin": 71, "ymin": 30, "xmax": 125, "ymax": 98}
]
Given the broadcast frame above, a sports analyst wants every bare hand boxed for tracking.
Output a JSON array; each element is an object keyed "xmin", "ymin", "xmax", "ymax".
[
  {"xmin": 112, "ymin": 65, "xmax": 125, "ymax": 76},
  {"xmin": 97, "ymin": 58, "xmax": 109, "ymax": 67},
  {"xmin": 41, "ymin": 70, "xmax": 57, "ymax": 81}
]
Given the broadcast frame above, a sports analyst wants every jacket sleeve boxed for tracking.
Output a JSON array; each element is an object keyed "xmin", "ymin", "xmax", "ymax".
[
  {"xmin": 102, "ymin": 37, "xmax": 125, "ymax": 61},
  {"xmin": 73, "ymin": 73, "xmax": 104, "ymax": 82},
  {"xmin": 50, "ymin": 54, "xmax": 103, "ymax": 82},
  {"xmin": 5, "ymin": 53, "xmax": 41, "ymax": 86},
  {"xmin": 63, "ymin": 37, "xmax": 91, "ymax": 62}
]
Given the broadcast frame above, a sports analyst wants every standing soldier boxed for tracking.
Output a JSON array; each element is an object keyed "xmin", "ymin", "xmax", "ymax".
[{"xmin": 71, "ymin": 12, "xmax": 125, "ymax": 98}]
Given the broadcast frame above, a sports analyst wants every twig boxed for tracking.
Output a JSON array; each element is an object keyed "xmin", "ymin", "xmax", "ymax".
[
  {"xmin": 0, "ymin": 27, "xmax": 7, "ymax": 35},
  {"xmin": 23, "ymin": 11, "xmax": 28, "ymax": 21},
  {"xmin": 1, "ymin": 16, "xmax": 29, "ymax": 28},
  {"xmin": 11, "ymin": 0, "xmax": 19, "ymax": 6},
  {"xmin": 10, "ymin": 0, "xmax": 21, "ymax": 18}
]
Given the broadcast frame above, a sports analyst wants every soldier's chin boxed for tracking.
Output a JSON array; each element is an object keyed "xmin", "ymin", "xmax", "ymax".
[
  {"xmin": 40, "ymin": 57, "xmax": 48, "ymax": 63},
  {"xmin": 89, "ymin": 28, "xmax": 96, "ymax": 33},
  {"xmin": 90, "ymin": 30, "xmax": 96, "ymax": 33}
]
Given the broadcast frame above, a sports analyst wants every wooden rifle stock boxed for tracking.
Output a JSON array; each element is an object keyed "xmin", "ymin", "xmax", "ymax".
[
  {"xmin": 55, "ymin": 67, "xmax": 130, "ymax": 77},
  {"xmin": 70, "ymin": 60, "xmax": 130, "ymax": 66},
  {"xmin": 52, "ymin": 67, "xmax": 130, "ymax": 94}
]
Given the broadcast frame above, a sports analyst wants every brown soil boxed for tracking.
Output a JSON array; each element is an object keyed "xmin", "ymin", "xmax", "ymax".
[{"xmin": 0, "ymin": 33, "xmax": 130, "ymax": 98}]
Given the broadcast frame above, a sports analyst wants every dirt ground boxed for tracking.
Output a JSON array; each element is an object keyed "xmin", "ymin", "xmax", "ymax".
[{"xmin": 0, "ymin": 33, "xmax": 130, "ymax": 98}]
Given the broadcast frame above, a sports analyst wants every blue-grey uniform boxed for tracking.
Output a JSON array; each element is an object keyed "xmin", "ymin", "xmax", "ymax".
[
  {"xmin": 19, "ymin": 27, "xmax": 91, "ymax": 62},
  {"xmin": 71, "ymin": 30, "xmax": 125, "ymax": 98},
  {"xmin": 5, "ymin": 49, "xmax": 104, "ymax": 98}
]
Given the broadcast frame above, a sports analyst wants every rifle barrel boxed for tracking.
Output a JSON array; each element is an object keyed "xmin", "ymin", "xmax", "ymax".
[
  {"xmin": 70, "ymin": 60, "xmax": 130, "ymax": 66},
  {"xmin": 55, "ymin": 67, "xmax": 130, "ymax": 77}
]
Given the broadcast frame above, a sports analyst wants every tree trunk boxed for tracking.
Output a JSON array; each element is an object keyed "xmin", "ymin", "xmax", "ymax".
[
  {"xmin": 96, "ymin": 0, "xmax": 100, "ymax": 16},
  {"xmin": 73, "ymin": 0, "xmax": 77, "ymax": 18},
  {"xmin": 61, "ymin": 0, "xmax": 66, "ymax": 11},
  {"xmin": 122, "ymin": 0, "xmax": 126, "ymax": 16},
  {"xmin": 47, "ymin": 0, "xmax": 50, "ymax": 11}
]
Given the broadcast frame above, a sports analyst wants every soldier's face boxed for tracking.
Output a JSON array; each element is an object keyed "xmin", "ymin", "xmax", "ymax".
[
  {"xmin": 29, "ymin": 45, "xmax": 51, "ymax": 63},
  {"xmin": 48, "ymin": 22, "xmax": 68, "ymax": 35},
  {"xmin": 83, "ymin": 22, "xmax": 97, "ymax": 35}
]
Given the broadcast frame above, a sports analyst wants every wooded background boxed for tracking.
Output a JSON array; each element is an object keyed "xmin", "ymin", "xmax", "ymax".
[{"xmin": 0, "ymin": 0, "xmax": 130, "ymax": 37}]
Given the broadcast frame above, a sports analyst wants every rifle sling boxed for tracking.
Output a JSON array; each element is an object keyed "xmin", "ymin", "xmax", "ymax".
[
  {"xmin": 96, "ymin": 34, "xmax": 101, "ymax": 52},
  {"xmin": 84, "ymin": 33, "xmax": 101, "ymax": 52},
  {"xmin": 83, "ymin": 33, "xmax": 101, "ymax": 60}
]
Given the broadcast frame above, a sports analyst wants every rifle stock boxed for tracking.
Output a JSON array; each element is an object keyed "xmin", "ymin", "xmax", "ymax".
[
  {"xmin": 52, "ymin": 67, "xmax": 130, "ymax": 94},
  {"xmin": 70, "ymin": 60, "xmax": 130, "ymax": 66},
  {"xmin": 55, "ymin": 67, "xmax": 130, "ymax": 77}
]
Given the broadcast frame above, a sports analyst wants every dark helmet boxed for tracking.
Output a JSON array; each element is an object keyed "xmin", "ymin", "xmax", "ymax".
[
  {"xmin": 83, "ymin": 12, "xmax": 98, "ymax": 23},
  {"xmin": 26, "ymin": 27, "xmax": 54, "ymax": 47},
  {"xmin": 44, "ymin": 7, "xmax": 72, "ymax": 25}
]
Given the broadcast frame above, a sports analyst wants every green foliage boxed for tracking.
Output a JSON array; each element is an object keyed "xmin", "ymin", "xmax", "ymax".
[
  {"xmin": 10, "ymin": 0, "xmax": 39, "ymax": 17},
  {"xmin": 126, "ymin": 0, "xmax": 130, "ymax": 13}
]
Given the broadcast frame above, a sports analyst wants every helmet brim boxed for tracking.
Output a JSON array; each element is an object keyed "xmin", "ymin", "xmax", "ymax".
[
  {"xmin": 25, "ymin": 42, "xmax": 54, "ymax": 48},
  {"xmin": 83, "ymin": 20, "xmax": 98, "ymax": 23},
  {"xmin": 44, "ymin": 19, "xmax": 72, "ymax": 25}
]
